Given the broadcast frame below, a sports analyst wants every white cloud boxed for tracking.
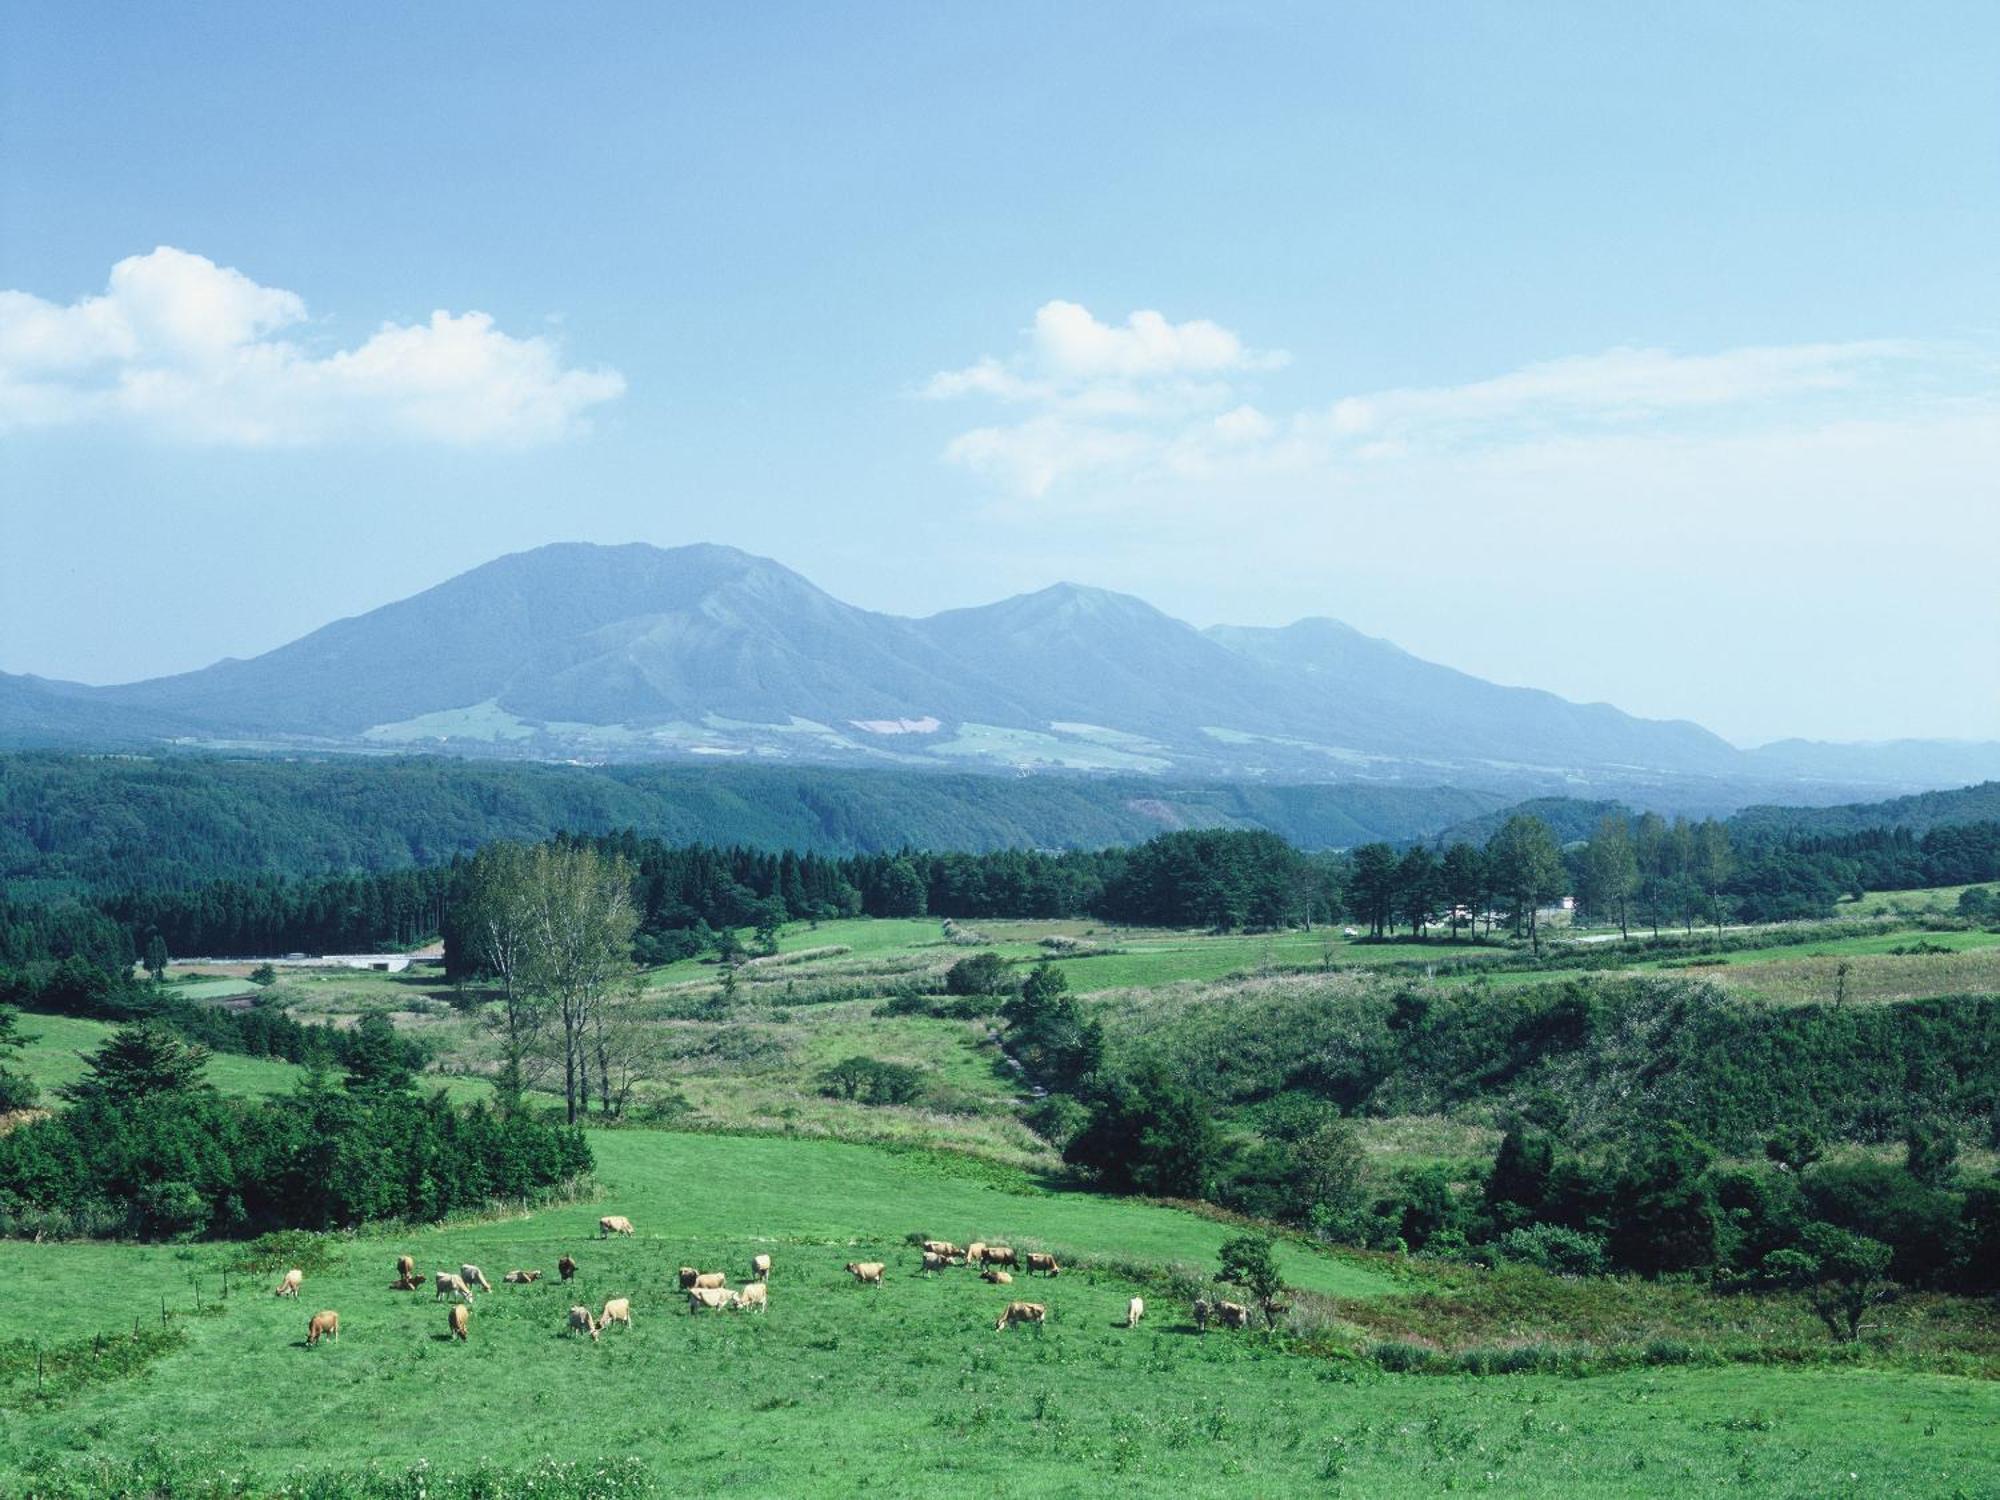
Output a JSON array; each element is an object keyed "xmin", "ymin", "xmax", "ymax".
[
  {"xmin": 928, "ymin": 302, "xmax": 1992, "ymax": 505},
  {"xmin": 1318, "ymin": 340, "xmax": 1931, "ymax": 445},
  {"xmin": 924, "ymin": 299, "xmax": 1286, "ymax": 495},
  {"xmin": 0, "ymin": 247, "xmax": 624, "ymax": 445}
]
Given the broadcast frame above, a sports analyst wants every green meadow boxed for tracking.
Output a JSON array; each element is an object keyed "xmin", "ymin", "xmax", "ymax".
[{"xmin": 5, "ymin": 1128, "xmax": 1997, "ymax": 1498}]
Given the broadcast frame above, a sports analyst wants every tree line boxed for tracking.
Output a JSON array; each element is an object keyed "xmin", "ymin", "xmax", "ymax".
[{"xmin": 0, "ymin": 1019, "xmax": 590, "ymax": 1240}]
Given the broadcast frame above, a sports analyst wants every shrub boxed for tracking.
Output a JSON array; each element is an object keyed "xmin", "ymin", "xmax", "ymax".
[
  {"xmin": 1493, "ymin": 1222, "xmax": 1610, "ymax": 1277},
  {"xmin": 816, "ymin": 1055, "xmax": 926, "ymax": 1106},
  {"xmin": 944, "ymin": 952, "xmax": 1012, "ymax": 996}
]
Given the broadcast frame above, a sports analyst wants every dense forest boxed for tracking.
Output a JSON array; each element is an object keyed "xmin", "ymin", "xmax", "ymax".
[{"xmin": 0, "ymin": 751, "xmax": 1499, "ymax": 894}]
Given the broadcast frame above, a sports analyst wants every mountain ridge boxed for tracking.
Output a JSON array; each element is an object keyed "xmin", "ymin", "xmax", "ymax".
[{"xmin": 4, "ymin": 541, "xmax": 1993, "ymax": 802}]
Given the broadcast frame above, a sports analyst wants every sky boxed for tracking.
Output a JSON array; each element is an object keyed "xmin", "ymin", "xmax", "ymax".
[{"xmin": 2, "ymin": 1, "xmax": 1996, "ymax": 746}]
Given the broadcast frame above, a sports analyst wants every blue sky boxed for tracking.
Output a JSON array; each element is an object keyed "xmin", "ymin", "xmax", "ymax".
[{"xmin": 2, "ymin": 1, "xmax": 1995, "ymax": 743}]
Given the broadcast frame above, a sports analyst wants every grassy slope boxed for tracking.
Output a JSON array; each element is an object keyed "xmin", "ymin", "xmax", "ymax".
[
  {"xmin": 9, "ymin": 1012, "xmax": 307, "ymax": 1100},
  {"xmin": 5, "ymin": 1129, "xmax": 1997, "ymax": 1497}
]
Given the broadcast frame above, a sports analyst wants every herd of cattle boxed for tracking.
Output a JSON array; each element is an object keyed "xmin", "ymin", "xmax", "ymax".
[{"xmin": 280, "ymin": 1212, "xmax": 1249, "ymax": 1347}]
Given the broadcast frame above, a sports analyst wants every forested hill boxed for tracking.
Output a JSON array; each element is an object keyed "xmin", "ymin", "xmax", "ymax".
[
  {"xmin": 1439, "ymin": 782, "xmax": 2000, "ymax": 849},
  {"xmin": 1727, "ymin": 781, "xmax": 2000, "ymax": 841},
  {"xmin": 0, "ymin": 752, "xmax": 1503, "ymax": 892}
]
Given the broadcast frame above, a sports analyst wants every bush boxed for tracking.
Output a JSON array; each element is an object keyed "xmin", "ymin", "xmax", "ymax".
[
  {"xmin": 1026, "ymin": 1093, "xmax": 1090, "ymax": 1146},
  {"xmin": 1492, "ymin": 1223, "xmax": 1610, "ymax": 1276},
  {"xmin": 944, "ymin": 952, "xmax": 1012, "ymax": 996},
  {"xmin": 816, "ymin": 1055, "xmax": 926, "ymax": 1106}
]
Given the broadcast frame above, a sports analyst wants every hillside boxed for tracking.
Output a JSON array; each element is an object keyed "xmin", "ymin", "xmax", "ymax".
[
  {"xmin": 8, "ymin": 542, "xmax": 1989, "ymax": 798},
  {"xmin": 0, "ymin": 752, "xmax": 1504, "ymax": 891},
  {"xmin": 1728, "ymin": 780, "xmax": 2000, "ymax": 840}
]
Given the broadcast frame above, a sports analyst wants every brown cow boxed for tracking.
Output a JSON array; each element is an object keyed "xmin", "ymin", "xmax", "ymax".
[
  {"xmin": 981, "ymin": 1269, "xmax": 1013, "ymax": 1285},
  {"xmin": 306, "ymin": 1310, "xmax": 339, "ymax": 1346},
  {"xmin": 391, "ymin": 1273, "xmax": 425, "ymax": 1292},
  {"xmin": 982, "ymin": 1246, "xmax": 1017, "ymax": 1267},
  {"xmin": 448, "ymin": 1303, "xmax": 469, "ymax": 1341},
  {"xmin": 844, "ymin": 1262, "xmax": 885, "ymax": 1285},
  {"xmin": 692, "ymin": 1272, "xmax": 726, "ymax": 1291},
  {"xmin": 994, "ymin": 1301, "xmax": 1046, "ymax": 1331},
  {"xmin": 687, "ymin": 1287, "xmax": 734, "ymax": 1313},
  {"xmin": 434, "ymin": 1271, "xmax": 474, "ymax": 1304},
  {"xmin": 1192, "ymin": 1298, "xmax": 1212, "ymax": 1333},
  {"xmin": 750, "ymin": 1253, "xmax": 771, "ymax": 1282},
  {"xmin": 569, "ymin": 1304, "xmax": 600, "ymax": 1341},
  {"xmin": 921, "ymin": 1239, "xmax": 961, "ymax": 1259},
  {"xmin": 921, "ymin": 1251, "xmax": 948, "ymax": 1273},
  {"xmin": 731, "ymin": 1282, "xmax": 768, "ymax": 1313},
  {"xmin": 395, "ymin": 1254, "xmax": 416, "ymax": 1282},
  {"xmin": 599, "ymin": 1215, "xmax": 635, "ymax": 1237},
  {"xmin": 1025, "ymin": 1252, "xmax": 1061, "ymax": 1277},
  {"xmin": 558, "ymin": 1255, "xmax": 578, "ymax": 1283},
  {"xmin": 677, "ymin": 1266, "xmax": 700, "ymax": 1289},
  {"xmin": 600, "ymin": 1297, "xmax": 632, "ymax": 1330},
  {"xmin": 273, "ymin": 1268, "xmax": 303, "ymax": 1298},
  {"xmin": 503, "ymin": 1269, "xmax": 542, "ymax": 1284},
  {"xmin": 965, "ymin": 1242, "xmax": 988, "ymax": 1265},
  {"xmin": 459, "ymin": 1263, "xmax": 494, "ymax": 1294},
  {"xmin": 1216, "ymin": 1300, "xmax": 1251, "ymax": 1329}
]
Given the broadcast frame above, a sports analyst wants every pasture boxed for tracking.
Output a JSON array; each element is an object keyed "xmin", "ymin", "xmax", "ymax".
[
  {"xmin": 5, "ymin": 1129, "xmax": 1998, "ymax": 1497},
  {"xmin": 8, "ymin": 1011, "xmax": 306, "ymax": 1101}
]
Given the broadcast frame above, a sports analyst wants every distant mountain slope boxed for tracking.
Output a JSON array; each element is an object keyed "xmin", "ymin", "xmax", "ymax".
[
  {"xmin": 2, "ymin": 541, "xmax": 1989, "ymax": 799},
  {"xmin": 1209, "ymin": 618, "xmax": 1742, "ymax": 772},
  {"xmin": 1728, "ymin": 781, "xmax": 2000, "ymax": 840},
  {"xmin": 0, "ymin": 752, "xmax": 1505, "ymax": 891}
]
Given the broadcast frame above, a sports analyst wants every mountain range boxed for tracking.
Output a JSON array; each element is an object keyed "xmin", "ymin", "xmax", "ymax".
[{"xmin": 4, "ymin": 542, "xmax": 1993, "ymax": 805}]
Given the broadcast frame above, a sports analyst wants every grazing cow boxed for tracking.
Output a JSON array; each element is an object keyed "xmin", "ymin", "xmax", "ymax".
[
  {"xmin": 459, "ymin": 1263, "xmax": 494, "ymax": 1293},
  {"xmin": 994, "ymin": 1301, "xmax": 1046, "ymax": 1332},
  {"xmin": 982, "ymin": 1246, "xmax": 1017, "ymax": 1268},
  {"xmin": 395, "ymin": 1254, "xmax": 416, "ymax": 1282},
  {"xmin": 750, "ymin": 1253, "xmax": 771, "ymax": 1282},
  {"xmin": 306, "ymin": 1310, "xmax": 339, "ymax": 1346},
  {"xmin": 844, "ymin": 1262, "xmax": 885, "ymax": 1285},
  {"xmin": 731, "ymin": 1282, "xmax": 768, "ymax": 1313},
  {"xmin": 1192, "ymin": 1298, "xmax": 1212, "ymax": 1333},
  {"xmin": 981, "ymin": 1269, "xmax": 1013, "ymax": 1286},
  {"xmin": 677, "ymin": 1266, "xmax": 700, "ymax": 1290},
  {"xmin": 687, "ymin": 1287, "xmax": 734, "ymax": 1313},
  {"xmin": 558, "ymin": 1255, "xmax": 577, "ymax": 1283},
  {"xmin": 1216, "ymin": 1300, "xmax": 1251, "ymax": 1329},
  {"xmin": 966, "ymin": 1242, "xmax": 988, "ymax": 1265},
  {"xmin": 599, "ymin": 1215, "xmax": 635, "ymax": 1237},
  {"xmin": 273, "ymin": 1268, "xmax": 303, "ymax": 1298},
  {"xmin": 600, "ymin": 1297, "xmax": 632, "ymax": 1330},
  {"xmin": 921, "ymin": 1240, "xmax": 960, "ymax": 1259},
  {"xmin": 503, "ymin": 1269, "xmax": 541, "ymax": 1284},
  {"xmin": 434, "ymin": 1271, "xmax": 475, "ymax": 1304},
  {"xmin": 1025, "ymin": 1252, "xmax": 1061, "ymax": 1277},
  {"xmin": 692, "ymin": 1272, "xmax": 727, "ymax": 1291},
  {"xmin": 448, "ymin": 1304, "xmax": 469, "ymax": 1341},
  {"xmin": 569, "ymin": 1304, "xmax": 600, "ymax": 1341},
  {"xmin": 1126, "ymin": 1297, "xmax": 1145, "ymax": 1328},
  {"xmin": 921, "ymin": 1252, "xmax": 948, "ymax": 1273}
]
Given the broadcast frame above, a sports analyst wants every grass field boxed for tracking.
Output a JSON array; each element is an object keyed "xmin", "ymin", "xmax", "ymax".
[
  {"xmin": 5, "ymin": 1128, "xmax": 1998, "ymax": 1497},
  {"xmin": 8, "ymin": 1012, "xmax": 308, "ymax": 1101}
]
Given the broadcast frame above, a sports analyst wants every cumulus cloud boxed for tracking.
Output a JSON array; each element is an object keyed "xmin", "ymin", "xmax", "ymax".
[
  {"xmin": 0, "ymin": 247, "xmax": 624, "ymax": 445},
  {"xmin": 923, "ymin": 300, "xmax": 1286, "ymax": 494}
]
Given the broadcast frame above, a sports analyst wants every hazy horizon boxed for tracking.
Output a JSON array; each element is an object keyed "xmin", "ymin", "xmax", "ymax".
[{"xmin": 4, "ymin": 3, "xmax": 1996, "ymax": 744}]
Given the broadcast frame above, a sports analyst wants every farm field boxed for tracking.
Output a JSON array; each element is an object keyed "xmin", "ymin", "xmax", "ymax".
[{"xmin": 5, "ymin": 1128, "xmax": 1998, "ymax": 1498}]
